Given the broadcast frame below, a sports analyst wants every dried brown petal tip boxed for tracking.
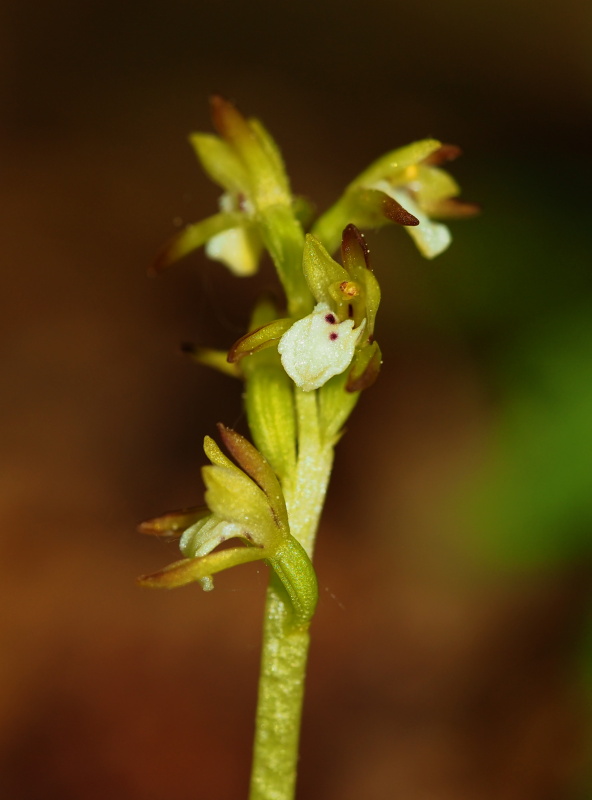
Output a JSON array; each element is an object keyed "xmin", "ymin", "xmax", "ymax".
[
  {"xmin": 210, "ymin": 95, "xmax": 250, "ymax": 143},
  {"xmin": 150, "ymin": 242, "xmax": 175, "ymax": 276},
  {"xmin": 429, "ymin": 198, "xmax": 481, "ymax": 219},
  {"xmin": 137, "ymin": 506, "xmax": 209, "ymax": 537},
  {"xmin": 341, "ymin": 224, "xmax": 371, "ymax": 271},
  {"xmin": 423, "ymin": 144, "xmax": 462, "ymax": 166},
  {"xmin": 382, "ymin": 196, "xmax": 419, "ymax": 226}
]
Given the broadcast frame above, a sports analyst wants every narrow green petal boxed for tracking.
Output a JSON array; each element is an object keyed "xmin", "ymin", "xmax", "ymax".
[
  {"xmin": 303, "ymin": 234, "xmax": 349, "ymax": 305},
  {"xmin": 152, "ymin": 212, "xmax": 242, "ymax": 273},
  {"xmin": 181, "ymin": 344, "xmax": 242, "ymax": 378},
  {"xmin": 203, "ymin": 435, "xmax": 243, "ymax": 473},
  {"xmin": 350, "ymin": 266, "xmax": 381, "ymax": 338},
  {"xmin": 227, "ymin": 318, "xmax": 293, "ymax": 363},
  {"xmin": 189, "ymin": 133, "xmax": 250, "ymax": 195},
  {"xmin": 137, "ymin": 546, "xmax": 267, "ymax": 589},
  {"xmin": 249, "ymin": 117, "xmax": 290, "ymax": 195}
]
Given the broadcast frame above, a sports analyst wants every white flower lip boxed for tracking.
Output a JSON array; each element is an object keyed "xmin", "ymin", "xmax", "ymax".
[
  {"xmin": 204, "ymin": 192, "xmax": 261, "ymax": 276},
  {"xmin": 205, "ymin": 226, "xmax": 260, "ymax": 275},
  {"xmin": 278, "ymin": 302, "xmax": 366, "ymax": 391}
]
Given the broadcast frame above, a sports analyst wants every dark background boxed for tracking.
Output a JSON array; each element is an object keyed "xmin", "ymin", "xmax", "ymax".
[{"xmin": 1, "ymin": 1, "xmax": 592, "ymax": 797}]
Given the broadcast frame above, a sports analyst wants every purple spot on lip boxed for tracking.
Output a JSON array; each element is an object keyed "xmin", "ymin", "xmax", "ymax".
[
  {"xmin": 325, "ymin": 313, "xmax": 336, "ymax": 324},
  {"xmin": 329, "ymin": 332, "xmax": 338, "ymax": 341}
]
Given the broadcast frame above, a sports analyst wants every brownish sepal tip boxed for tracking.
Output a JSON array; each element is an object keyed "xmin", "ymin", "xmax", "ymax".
[
  {"xmin": 430, "ymin": 198, "xmax": 481, "ymax": 219},
  {"xmin": 210, "ymin": 94, "xmax": 250, "ymax": 142},
  {"xmin": 382, "ymin": 196, "xmax": 419, "ymax": 226},
  {"xmin": 341, "ymin": 223, "xmax": 371, "ymax": 269},
  {"xmin": 423, "ymin": 144, "xmax": 462, "ymax": 166}
]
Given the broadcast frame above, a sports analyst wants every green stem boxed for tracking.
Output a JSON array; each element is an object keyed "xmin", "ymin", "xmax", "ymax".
[
  {"xmin": 249, "ymin": 578, "xmax": 310, "ymax": 800},
  {"xmin": 248, "ymin": 387, "xmax": 334, "ymax": 800},
  {"xmin": 285, "ymin": 388, "xmax": 334, "ymax": 556}
]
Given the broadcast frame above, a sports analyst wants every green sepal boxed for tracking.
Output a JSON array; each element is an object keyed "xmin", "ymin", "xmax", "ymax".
[
  {"xmin": 337, "ymin": 225, "xmax": 382, "ymax": 332},
  {"xmin": 137, "ymin": 546, "xmax": 267, "ymax": 589},
  {"xmin": 346, "ymin": 341, "xmax": 382, "ymax": 393},
  {"xmin": 181, "ymin": 344, "xmax": 242, "ymax": 378},
  {"xmin": 210, "ymin": 96, "xmax": 290, "ymax": 208},
  {"xmin": 189, "ymin": 133, "xmax": 250, "ymax": 196},
  {"xmin": 269, "ymin": 536, "xmax": 318, "ymax": 628},
  {"xmin": 355, "ymin": 270, "xmax": 380, "ymax": 340},
  {"xmin": 248, "ymin": 117, "xmax": 290, "ymax": 197},
  {"xmin": 152, "ymin": 212, "xmax": 243, "ymax": 273},
  {"xmin": 341, "ymin": 227, "xmax": 381, "ymax": 337},
  {"xmin": 227, "ymin": 318, "xmax": 293, "ymax": 363},
  {"xmin": 413, "ymin": 164, "xmax": 460, "ymax": 206},
  {"xmin": 303, "ymin": 234, "xmax": 349, "ymax": 306},
  {"xmin": 353, "ymin": 138, "xmax": 442, "ymax": 187},
  {"xmin": 217, "ymin": 424, "xmax": 289, "ymax": 533},
  {"xmin": 202, "ymin": 462, "xmax": 282, "ymax": 544},
  {"xmin": 137, "ymin": 506, "xmax": 210, "ymax": 538},
  {"xmin": 203, "ymin": 434, "xmax": 243, "ymax": 473}
]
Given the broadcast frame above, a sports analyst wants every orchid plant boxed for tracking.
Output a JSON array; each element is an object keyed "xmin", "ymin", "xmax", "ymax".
[{"xmin": 138, "ymin": 97, "xmax": 476, "ymax": 800}]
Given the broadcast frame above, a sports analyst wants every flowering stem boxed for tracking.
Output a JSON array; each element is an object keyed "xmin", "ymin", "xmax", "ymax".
[
  {"xmin": 248, "ymin": 386, "xmax": 335, "ymax": 800},
  {"xmin": 249, "ymin": 579, "xmax": 310, "ymax": 800},
  {"xmin": 285, "ymin": 388, "xmax": 334, "ymax": 556}
]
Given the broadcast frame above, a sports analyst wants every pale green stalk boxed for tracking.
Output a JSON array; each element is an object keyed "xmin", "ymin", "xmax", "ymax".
[{"xmin": 248, "ymin": 385, "xmax": 336, "ymax": 800}]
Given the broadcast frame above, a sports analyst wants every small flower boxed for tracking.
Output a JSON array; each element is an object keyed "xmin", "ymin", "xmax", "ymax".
[
  {"xmin": 227, "ymin": 225, "xmax": 382, "ymax": 393},
  {"xmin": 277, "ymin": 302, "xmax": 365, "ymax": 391},
  {"xmin": 153, "ymin": 96, "xmax": 290, "ymax": 277},
  {"xmin": 137, "ymin": 425, "xmax": 318, "ymax": 627},
  {"xmin": 312, "ymin": 141, "xmax": 478, "ymax": 258}
]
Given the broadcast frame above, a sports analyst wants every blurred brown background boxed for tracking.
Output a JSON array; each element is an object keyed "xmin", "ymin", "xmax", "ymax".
[{"xmin": 1, "ymin": 0, "xmax": 592, "ymax": 798}]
